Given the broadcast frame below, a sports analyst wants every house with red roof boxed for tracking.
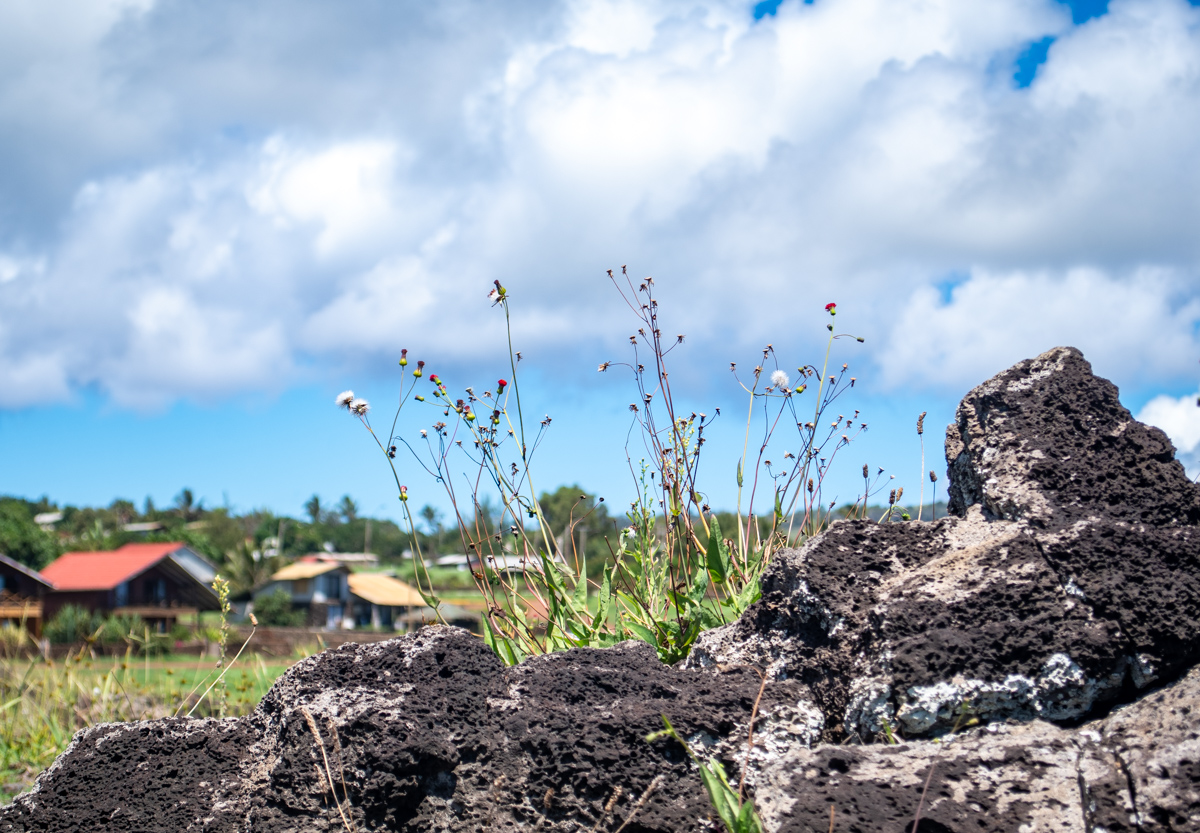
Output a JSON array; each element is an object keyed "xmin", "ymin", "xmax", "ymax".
[
  {"xmin": 0, "ymin": 552, "xmax": 54, "ymax": 636},
  {"xmin": 40, "ymin": 542, "xmax": 220, "ymax": 631}
]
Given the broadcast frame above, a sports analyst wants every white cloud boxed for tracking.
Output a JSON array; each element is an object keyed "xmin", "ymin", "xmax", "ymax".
[
  {"xmin": 1137, "ymin": 391, "xmax": 1200, "ymax": 477},
  {"xmin": 1, "ymin": 0, "xmax": 1200, "ymax": 412},
  {"xmin": 877, "ymin": 266, "xmax": 1200, "ymax": 392},
  {"xmin": 248, "ymin": 138, "xmax": 409, "ymax": 257}
]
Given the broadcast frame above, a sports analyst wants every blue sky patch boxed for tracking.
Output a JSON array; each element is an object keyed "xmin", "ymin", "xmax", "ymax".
[
  {"xmin": 1059, "ymin": 0, "xmax": 1110, "ymax": 25},
  {"xmin": 1014, "ymin": 36, "xmax": 1055, "ymax": 88},
  {"xmin": 754, "ymin": 0, "xmax": 813, "ymax": 20}
]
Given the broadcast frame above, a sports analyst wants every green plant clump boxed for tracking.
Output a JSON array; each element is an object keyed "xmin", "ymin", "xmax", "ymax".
[
  {"xmin": 342, "ymin": 272, "xmax": 882, "ymax": 667},
  {"xmin": 253, "ymin": 587, "xmax": 306, "ymax": 627}
]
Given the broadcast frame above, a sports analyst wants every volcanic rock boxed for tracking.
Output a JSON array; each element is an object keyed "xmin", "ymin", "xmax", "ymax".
[
  {"xmin": 1, "ymin": 629, "xmax": 813, "ymax": 832},
  {"xmin": 688, "ymin": 346, "xmax": 1200, "ymax": 740}
]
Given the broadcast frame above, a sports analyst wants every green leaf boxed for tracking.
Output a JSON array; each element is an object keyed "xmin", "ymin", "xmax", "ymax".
[
  {"xmin": 736, "ymin": 459, "xmax": 743, "ymax": 488},
  {"xmin": 699, "ymin": 761, "xmax": 738, "ymax": 829},
  {"xmin": 773, "ymin": 489, "xmax": 783, "ymax": 524},
  {"xmin": 591, "ymin": 565, "xmax": 613, "ymax": 632},
  {"xmin": 734, "ymin": 577, "xmax": 762, "ymax": 614},
  {"xmin": 624, "ymin": 620, "xmax": 659, "ymax": 648},
  {"xmin": 706, "ymin": 516, "xmax": 729, "ymax": 584},
  {"xmin": 736, "ymin": 799, "xmax": 764, "ymax": 833},
  {"xmin": 571, "ymin": 570, "xmax": 588, "ymax": 613}
]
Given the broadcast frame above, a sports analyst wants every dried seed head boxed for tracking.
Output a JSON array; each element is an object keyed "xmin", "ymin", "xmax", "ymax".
[
  {"xmin": 929, "ymin": 470, "xmax": 938, "ymax": 482},
  {"xmin": 863, "ymin": 464, "xmax": 869, "ymax": 478},
  {"xmin": 917, "ymin": 411, "xmax": 927, "ymax": 435},
  {"xmin": 335, "ymin": 390, "xmax": 355, "ymax": 409}
]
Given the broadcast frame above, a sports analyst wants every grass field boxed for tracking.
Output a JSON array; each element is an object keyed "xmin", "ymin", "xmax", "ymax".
[{"xmin": 0, "ymin": 647, "xmax": 298, "ymax": 804}]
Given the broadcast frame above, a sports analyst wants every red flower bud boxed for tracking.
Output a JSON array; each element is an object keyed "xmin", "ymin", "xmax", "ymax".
[
  {"xmin": 825, "ymin": 302, "xmax": 837, "ymax": 311},
  {"xmin": 497, "ymin": 379, "xmax": 507, "ymax": 388}
]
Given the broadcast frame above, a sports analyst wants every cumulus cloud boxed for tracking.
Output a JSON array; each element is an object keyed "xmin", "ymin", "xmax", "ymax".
[
  {"xmin": 1138, "ymin": 391, "xmax": 1200, "ymax": 477},
  {"xmin": 878, "ymin": 266, "xmax": 1200, "ymax": 392},
  {"xmin": 1, "ymin": 0, "xmax": 1199, "ymax": 411}
]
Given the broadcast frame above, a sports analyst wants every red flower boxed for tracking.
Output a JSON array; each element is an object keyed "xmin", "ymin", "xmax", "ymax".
[
  {"xmin": 497, "ymin": 379, "xmax": 508, "ymax": 388},
  {"xmin": 430, "ymin": 374, "xmax": 440, "ymax": 383},
  {"xmin": 825, "ymin": 302, "xmax": 836, "ymax": 311}
]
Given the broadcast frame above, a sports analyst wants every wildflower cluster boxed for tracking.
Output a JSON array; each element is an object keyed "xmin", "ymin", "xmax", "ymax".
[{"xmin": 341, "ymin": 270, "xmax": 884, "ymax": 666}]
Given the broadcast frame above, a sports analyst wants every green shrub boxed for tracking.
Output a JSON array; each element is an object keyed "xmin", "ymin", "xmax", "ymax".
[
  {"xmin": 253, "ymin": 588, "xmax": 305, "ymax": 627},
  {"xmin": 97, "ymin": 613, "xmax": 144, "ymax": 645},
  {"xmin": 0, "ymin": 499, "xmax": 60, "ymax": 569},
  {"xmin": 44, "ymin": 605, "xmax": 102, "ymax": 644}
]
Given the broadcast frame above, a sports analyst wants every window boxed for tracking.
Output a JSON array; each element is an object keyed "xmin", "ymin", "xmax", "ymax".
[
  {"xmin": 292, "ymin": 578, "xmax": 309, "ymax": 595},
  {"xmin": 323, "ymin": 573, "xmax": 342, "ymax": 600},
  {"xmin": 147, "ymin": 578, "xmax": 167, "ymax": 603}
]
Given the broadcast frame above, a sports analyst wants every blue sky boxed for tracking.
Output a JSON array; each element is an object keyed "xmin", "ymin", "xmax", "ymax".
[{"xmin": 2, "ymin": 0, "xmax": 1200, "ymax": 523}]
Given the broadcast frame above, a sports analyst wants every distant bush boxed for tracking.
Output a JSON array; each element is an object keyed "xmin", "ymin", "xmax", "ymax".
[
  {"xmin": 254, "ymin": 588, "xmax": 305, "ymax": 627},
  {"xmin": 44, "ymin": 605, "xmax": 102, "ymax": 644},
  {"xmin": 97, "ymin": 613, "xmax": 144, "ymax": 645}
]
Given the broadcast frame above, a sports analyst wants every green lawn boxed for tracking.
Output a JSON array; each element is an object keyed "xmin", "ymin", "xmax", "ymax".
[{"xmin": 0, "ymin": 650, "xmax": 295, "ymax": 805}]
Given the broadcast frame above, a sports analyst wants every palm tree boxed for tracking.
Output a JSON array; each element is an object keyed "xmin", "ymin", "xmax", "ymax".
[
  {"xmin": 339, "ymin": 495, "xmax": 358, "ymax": 523},
  {"xmin": 223, "ymin": 541, "xmax": 280, "ymax": 598},
  {"xmin": 304, "ymin": 495, "xmax": 323, "ymax": 524},
  {"xmin": 174, "ymin": 488, "xmax": 204, "ymax": 522}
]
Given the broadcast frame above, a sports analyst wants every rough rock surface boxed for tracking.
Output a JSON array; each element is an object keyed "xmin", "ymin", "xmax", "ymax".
[
  {"xmin": 688, "ymin": 346, "xmax": 1200, "ymax": 741},
  {"xmin": 1, "ymin": 629, "xmax": 810, "ymax": 832},
  {"xmin": 4, "ymin": 346, "xmax": 1200, "ymax": 832}
]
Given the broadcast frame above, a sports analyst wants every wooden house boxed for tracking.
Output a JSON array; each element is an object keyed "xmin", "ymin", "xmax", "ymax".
[
  {"xmin": 40, "ymin": 543, "xmax": 220, "ymax": 632},
  {"xmin": 256, "ymin": 558, "xmax": 352, "ymax": 630},
  {"xmin": 0, "ymin": 553, "xmax": 53, "ymax": 636},
  {"xmin": 347, "ymin": 572, "xmax": 426, "ymax": 630}
]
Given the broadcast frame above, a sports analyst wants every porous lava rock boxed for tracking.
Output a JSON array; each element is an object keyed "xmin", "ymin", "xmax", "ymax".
[
  {"xmin": 1, "ymin": 629, "xmax": 813, "ymax": 832},
  {"xmin": 4, "ymin": 346, "xmax": 1200, "ymax": 832},
  {"xmin": 688, "ymin": 346, "xmax": 1200, "ymax": 741}
]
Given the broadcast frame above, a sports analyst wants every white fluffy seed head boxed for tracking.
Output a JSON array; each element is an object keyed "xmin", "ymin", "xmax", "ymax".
[
  {"xmin": 770, "ymin": 369, "xmax": 790, "ymax": 389},
  {"xmin": 350, "ymin": 398, "xmax": 370, "ymax": 416},
  {"xmin": 336, "ymin": 390, "xmax": 355, "ymax": 408}
]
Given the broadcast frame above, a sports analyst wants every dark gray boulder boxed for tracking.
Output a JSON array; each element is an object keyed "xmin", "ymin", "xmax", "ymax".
[
  {"xmin": 4, "ymin": 346, "xmax": 1200, "ymax": 832},
  {"xmin": 688, "ymin": 346, "xmax": 1200, "ymax": 741}
]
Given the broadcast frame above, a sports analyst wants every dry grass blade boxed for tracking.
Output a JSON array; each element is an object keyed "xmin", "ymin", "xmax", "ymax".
[
  {"xmin": 612, "ymin": 774, "xmax": 662, "ymax": 833},
  {"xmin": 300, "ymin": 707, "xmax": 356, "ymax": 833},
  {"xmin": 181, "ymin": 622, "xmax": 257, "ymax": 718},
  {"xmin": 589, "ymin": 786, "xmax": 623, "ymax": 833}
]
